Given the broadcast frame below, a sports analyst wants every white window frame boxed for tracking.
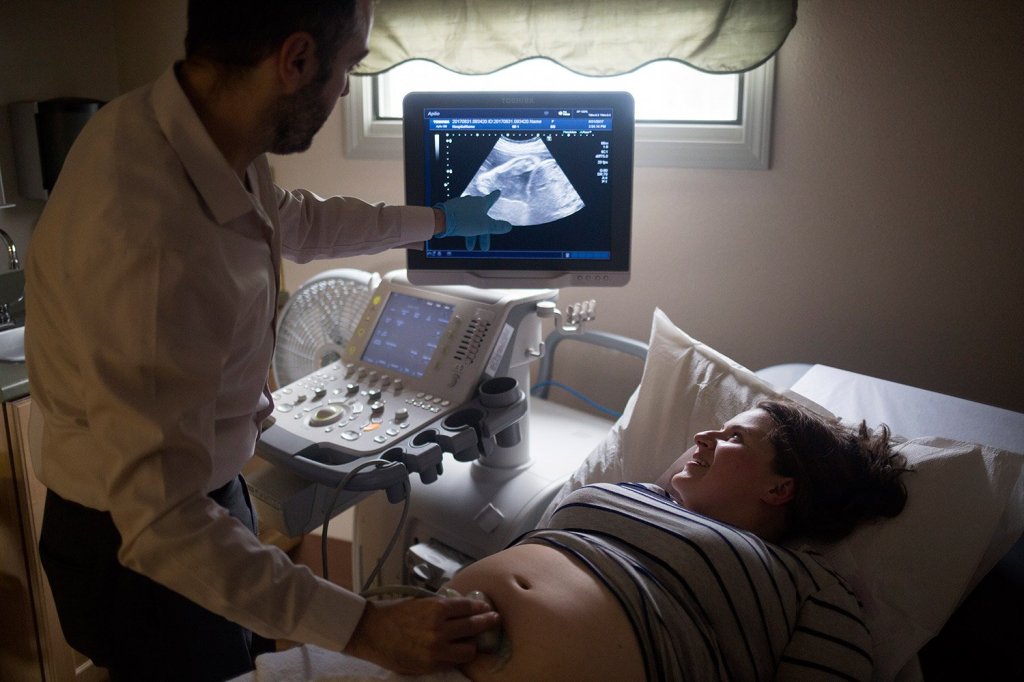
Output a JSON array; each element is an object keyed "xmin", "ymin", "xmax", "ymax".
[{"xmin": 341, "ymin": 58, "xmax": 775, "ymax": 170}]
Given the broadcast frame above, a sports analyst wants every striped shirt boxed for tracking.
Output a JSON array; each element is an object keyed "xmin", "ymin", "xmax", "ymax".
[{"xmin": 518, "ymin": 483, "xmax": 872, "ymax": 681}]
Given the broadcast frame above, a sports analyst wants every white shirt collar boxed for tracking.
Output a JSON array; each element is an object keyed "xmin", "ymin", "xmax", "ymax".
[{"xmin": 151, "ymin": 64, "xmax": 263, "ymax": 227}]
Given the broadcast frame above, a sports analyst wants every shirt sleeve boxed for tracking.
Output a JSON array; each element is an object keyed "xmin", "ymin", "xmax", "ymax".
[
  {"xmin": 272, "ymin": 183, "xmax": 437, "ymax": 263},
  {"xmin": 774, "ymin": 582, "xmax": 874, "ymax": 681}
]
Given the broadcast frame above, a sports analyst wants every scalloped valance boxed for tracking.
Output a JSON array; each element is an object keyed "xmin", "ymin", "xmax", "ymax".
[{"xmin": 358, "ymin": 0, "xmax": 797, "ymax": 76}]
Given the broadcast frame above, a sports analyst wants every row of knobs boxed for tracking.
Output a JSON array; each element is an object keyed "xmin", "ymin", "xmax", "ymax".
[{"xmin": 344, "ymin": 363, "xmax": 405, "ymax": 393}]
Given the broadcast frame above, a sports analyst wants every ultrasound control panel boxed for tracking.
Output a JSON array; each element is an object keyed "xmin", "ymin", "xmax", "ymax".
[{"xmin": 256, "ymin": 272, "xmax": 555, "ymax": 487}]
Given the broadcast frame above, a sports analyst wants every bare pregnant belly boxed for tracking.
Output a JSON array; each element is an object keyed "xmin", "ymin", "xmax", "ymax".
[{"xmin": 445, "ymin": 543, "xmax": 644, "ymax": 681}]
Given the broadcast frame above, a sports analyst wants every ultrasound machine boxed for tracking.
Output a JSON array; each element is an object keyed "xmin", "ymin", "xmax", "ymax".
[{"xmin": 251, "ymin": 91, "xmax": 635, "ymax": 590}]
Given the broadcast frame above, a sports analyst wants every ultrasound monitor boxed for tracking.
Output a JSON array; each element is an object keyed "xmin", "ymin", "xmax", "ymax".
[{"xmin": 403, "ymin": 91, "xmax": 634, "ymax": 289}]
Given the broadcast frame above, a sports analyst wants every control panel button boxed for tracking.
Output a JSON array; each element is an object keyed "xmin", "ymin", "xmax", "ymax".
[{"xmin": 308, "ymin": 404, "xmax": 344, "ymax": 427}]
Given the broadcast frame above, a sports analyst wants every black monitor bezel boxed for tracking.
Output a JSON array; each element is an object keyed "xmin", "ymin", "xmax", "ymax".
[{"xmin": 403, "ymin": 91, "xmax": 634, "ymax": 288}]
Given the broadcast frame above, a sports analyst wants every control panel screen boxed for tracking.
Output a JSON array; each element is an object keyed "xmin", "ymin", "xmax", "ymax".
[{"xmin": 360, "ymin": 292, "xmax": 455, "ymax": 378}]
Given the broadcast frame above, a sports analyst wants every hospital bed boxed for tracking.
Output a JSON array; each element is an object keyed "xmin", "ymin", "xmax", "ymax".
[{"xmin": 239, "ymin": 308, "xmax": 1024, "ymax": 682}]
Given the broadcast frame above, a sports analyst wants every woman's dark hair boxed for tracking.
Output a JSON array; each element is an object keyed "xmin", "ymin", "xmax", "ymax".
[
  {"xmin": 185, "ymin": 1, "xmax": 361, "ymax": 81},
  {"xmin": 758, "ymin": 400, "xmax": 910, "ymax": 544}
]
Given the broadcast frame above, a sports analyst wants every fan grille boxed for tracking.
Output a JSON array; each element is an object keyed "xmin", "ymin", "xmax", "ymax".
[{"xmin": 273, "ymin": 273, "xmax": 374, "ymax": 386}]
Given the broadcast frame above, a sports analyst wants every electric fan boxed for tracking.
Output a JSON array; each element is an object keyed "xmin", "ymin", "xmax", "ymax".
[{"xmin": 272, "ymin": 268, "xmax": 380, "ymax": 387}]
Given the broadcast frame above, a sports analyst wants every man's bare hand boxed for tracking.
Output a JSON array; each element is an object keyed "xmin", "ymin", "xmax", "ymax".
[{"xmin": 343, "ymin": 596, "xmax": 501, "ymax": 674}]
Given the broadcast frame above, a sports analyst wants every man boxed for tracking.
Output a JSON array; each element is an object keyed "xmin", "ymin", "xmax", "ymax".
[{"xmin": 25, "ymin": 1, "xmax": 506, "ymax": 680}]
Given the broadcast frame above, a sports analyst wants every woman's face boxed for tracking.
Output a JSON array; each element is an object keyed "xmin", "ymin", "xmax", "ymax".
[{"xmin": 663, "ymin": 408, "xmax": 792, "ymax": 524}]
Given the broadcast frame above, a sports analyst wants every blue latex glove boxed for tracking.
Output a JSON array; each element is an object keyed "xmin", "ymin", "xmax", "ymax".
[{"xmin": 436, "ymin": 190, "xmax": 513, "ymax": 251}]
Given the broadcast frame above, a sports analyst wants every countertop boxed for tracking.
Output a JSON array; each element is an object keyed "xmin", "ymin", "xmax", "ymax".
[{"xmin": 0, "ymin": 360, "xmax": 28, "ymax": 402}]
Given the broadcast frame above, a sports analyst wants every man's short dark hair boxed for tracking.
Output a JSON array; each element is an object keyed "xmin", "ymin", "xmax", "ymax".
[{"xmin": 185, "ymin": 1, "xmax": 361, "ymax": 77}]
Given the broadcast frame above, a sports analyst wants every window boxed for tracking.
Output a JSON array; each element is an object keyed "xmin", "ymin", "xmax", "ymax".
[{"xmin": 342, "ymin": 58, "xmax": 775, "ymax": 169}]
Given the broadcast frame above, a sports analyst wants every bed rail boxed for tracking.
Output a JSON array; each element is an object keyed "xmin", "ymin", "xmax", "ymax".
[{"xmin": 533, "ymin": 328, "xmax": 649, "ymax": 400}]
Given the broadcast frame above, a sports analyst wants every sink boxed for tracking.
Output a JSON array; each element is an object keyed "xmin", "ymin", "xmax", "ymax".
[
  {"xmin": 0, "ymin": 268, "xmax": 24, "ymax": 362},
  {"xmin": 0, "ymin": 325, "xmax": 24, "ymax": 363}
]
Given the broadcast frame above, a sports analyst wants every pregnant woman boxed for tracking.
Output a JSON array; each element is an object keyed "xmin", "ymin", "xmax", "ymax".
[{"xmin": 447, "ymin": 400, "xmax": 909, "ymax": 681}]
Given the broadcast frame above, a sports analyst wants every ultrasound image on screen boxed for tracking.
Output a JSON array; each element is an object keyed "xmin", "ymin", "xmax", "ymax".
[
  {"xmin": 431, "ymin": 130, "xmax": 613, "ymax": 255},
  {"xmin": 405, "ymin": 92, "xmax": 633, "ymax": 285},
  {"xmin": 462, "ymin": 136, "xmax": 585, "ymax": 227}
]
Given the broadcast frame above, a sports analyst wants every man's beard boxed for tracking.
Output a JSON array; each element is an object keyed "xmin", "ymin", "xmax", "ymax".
[{"xmin": 270, "ymin": 78, "xmax": 333, "ymax": 155}]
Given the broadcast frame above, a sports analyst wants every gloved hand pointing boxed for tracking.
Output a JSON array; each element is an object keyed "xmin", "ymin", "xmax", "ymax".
[{"xmin": 436, "ymin": 190, "xmax": 513, "ymax": 251}]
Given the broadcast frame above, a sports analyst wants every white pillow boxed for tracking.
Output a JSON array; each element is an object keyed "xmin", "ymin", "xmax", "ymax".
[
  {"xmin": 544, "ymin": 308, "xmax": 1024, "ymax": 681},
  {"xmin": 543, "ymin": 307, "xmax": 828, "ymax": 516},
  {"xmin": 811, "ymin": 437, "xmax": 1024, "ymax": 681}
]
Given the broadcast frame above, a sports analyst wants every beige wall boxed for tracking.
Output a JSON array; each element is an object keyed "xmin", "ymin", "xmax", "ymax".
[
  {"xmin": 112, "ymin": 0, "xmax": 187, "ymax": 92},
  {"xmin": 279, "ymin": 1, "xmax": 1024, "ymax": 415},
  {"xmin": 0, "ymin": 0, "xmax": 121, "ymax": 258},
  {"xmin": 3, "ymin": 0, "xmax": 1021, "ymax": 415}
]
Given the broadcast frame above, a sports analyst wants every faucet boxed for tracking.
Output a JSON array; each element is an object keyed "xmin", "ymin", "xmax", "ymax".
[
  {"xmin": 0, "ymin": 229, "xmax": 20, "ymax": 270},
  {"xmin": 0, "ymin": 229, "xmax": 21, "ymax": 326}
]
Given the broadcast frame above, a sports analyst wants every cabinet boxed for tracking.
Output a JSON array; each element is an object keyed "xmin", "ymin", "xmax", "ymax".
[{"xmin": 0, "ymin": 396, "xmax": 105, "ymax": 681}]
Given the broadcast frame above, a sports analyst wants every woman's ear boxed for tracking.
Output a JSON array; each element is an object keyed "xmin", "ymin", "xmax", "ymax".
[
  {"xmin": 277, "ymin": 31, "xmax": 318, "ymax": 93},
  {"xmin": 762, "ymin": 477, "xmax": 795, "ymax": 506}
]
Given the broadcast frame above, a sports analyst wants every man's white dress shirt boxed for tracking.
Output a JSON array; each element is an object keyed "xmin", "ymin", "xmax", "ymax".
[{"xmin": 25, "ymin": 65, "xmax": 435, "ymax": 651}]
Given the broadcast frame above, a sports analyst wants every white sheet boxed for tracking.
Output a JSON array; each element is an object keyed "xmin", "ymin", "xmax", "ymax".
[
  {"xmin": 790, "ymin": 365, "xmax": 1024, "ymax": 453},
  {"xmin": 230, "ymin": 645, "xmax": 470, "ymax": 682}
]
